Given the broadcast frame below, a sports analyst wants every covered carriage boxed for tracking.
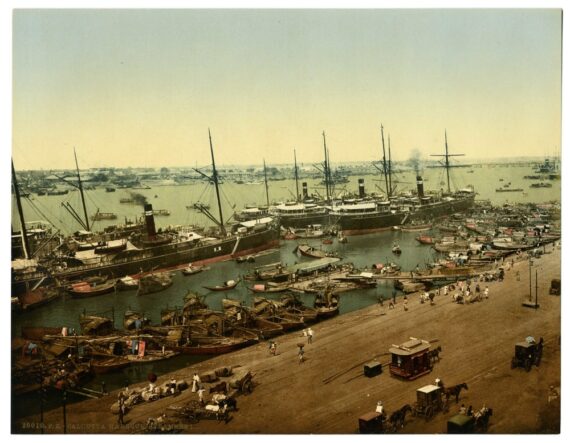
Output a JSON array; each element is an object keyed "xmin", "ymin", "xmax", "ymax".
[
  {"xmin": 412, "ymin": 384, "xmax": 447, "ymax": 419},
  {"xmin": 389, "ymin": 337, "xmax": 433, "ymax": 380}
]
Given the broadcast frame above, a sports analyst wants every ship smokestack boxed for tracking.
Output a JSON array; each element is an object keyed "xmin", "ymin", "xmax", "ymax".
[
  {"xmin": 302, "ymin": 182, "xmax": 308, "ymax": 199},
  {"xmin": 358, "ymin": 178, "xmax": 365, "ymax": 198},
  {"xmin": 144, "ymin": 203, "xmax": 157, "ymax": 238},
  {"xmin": 416, "ymin": 175, "xmax": 424, "ymax": 200}
]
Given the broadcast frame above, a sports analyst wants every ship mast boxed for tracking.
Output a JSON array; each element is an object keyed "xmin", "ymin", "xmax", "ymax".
[
  {"xmin": 430, "ymin": 130, "xmax": 464, "ymax": 194},
  {"xmin": 12, "ymin": 159, "xmax": 30, "ymax": 259},
  {"xmin": 380, "ymin": 125, "xmax": 390, "ymax": 198},
  {"xmin": 294, "ymin": 149, "xmax": 300, "ymax": 202},
  {"xmin": 263, "ymin": 159, "xmax": 270, "ymax": 207},
  {"xmin": 209, "ymin": 129, "xmax": 226, "ymax": 236},
  {"xmin": 388, "ymin": 135, "xmax": 393, "ymax": 196},
  {"xmin": 74, "ymin": 148, "xmax": 90, "ymax": 231},
  {"xmin": 322, "ymin": 131, "xmax": 331, "ymax": 202}
]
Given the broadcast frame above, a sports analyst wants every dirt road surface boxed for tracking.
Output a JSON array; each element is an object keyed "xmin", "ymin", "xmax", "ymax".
[{"xmin": 15, "ymin": 246, "xmax": 561, "ymax": 434}]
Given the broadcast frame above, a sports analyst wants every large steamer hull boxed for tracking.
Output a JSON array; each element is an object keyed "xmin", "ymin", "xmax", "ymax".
[
  {"xmin": 334, "ymin": 212, "xmax": 407, "ymax": 236},
  {"xmin": 408, "ymin": 196, "xmax": 475, "ymax": 222},
  {"xmin": 21, "ymin": 228, "xmax": 279, "ymax": 285},
  {"xmin": 277, "ymin": 213, "xmax": 329, "ymax": 229}
]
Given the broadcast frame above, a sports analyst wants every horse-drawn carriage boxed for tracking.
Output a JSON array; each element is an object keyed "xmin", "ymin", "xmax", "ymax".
[
  {"xmin": 549, "ymin": 279, "xmax": 560, "ymax": 295},
  {"xmin": 511, "ymin": 337, "xmax": 543, "ymax": 372},
  {"xmin": 411, "ymin": 384, "xmax": 448, "ymax": 419},
  {"xmin": 447, "ymin": 406, "xmax": 493, "ymax": 433},
  {"xmin": 166, "ymin": 399, "xmax": 232, "ymax": 424},
  {"xmin": 389, "ymin": 337, "xmax": 439, "ymax": 380},
  {"xmin": 358, "ymin": 411, "xmax": 386, "ymax": 434},
  {"xmin": 358, "ymin": 405, "xmax": 413, "ymax": 434},
  {"xmin": 228, "ymin": 368, "xmax": 254, "ymax": 394}
]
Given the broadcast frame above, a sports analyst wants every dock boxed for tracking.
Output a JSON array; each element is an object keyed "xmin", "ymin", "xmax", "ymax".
[{"xmin": 16, "ymin": 244, "xmax": 561, "ymax": 434}]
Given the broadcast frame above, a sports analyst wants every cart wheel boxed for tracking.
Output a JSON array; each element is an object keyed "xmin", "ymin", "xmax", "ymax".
[
  {"xmin": 425, "ymin": 406, "xmax": 434, "ymax": 420},
  {"xmin": 243, "ymin": 380, "xmax": 253, "ymax": 394},
  {"xmin": 525, "ymin": 359, "xmax": 532, "ymax": 372}
]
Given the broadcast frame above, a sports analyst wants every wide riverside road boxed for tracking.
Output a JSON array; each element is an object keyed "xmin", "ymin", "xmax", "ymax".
[{"xmin": 17, "ymin": 245, "xmax": 561, "ymax": 434}]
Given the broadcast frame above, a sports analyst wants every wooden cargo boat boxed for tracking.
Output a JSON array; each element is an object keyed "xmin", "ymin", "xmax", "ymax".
[
  {"xmin": 401, "ymin": 223, "xmax": 432, "ymax": 232},
  {"xmin": 237, "ymin": 318, "xmax": 283, "ymax": 339},
  {"xmin": 124, "ymin": 310, "xmax": 151, "ymax": 330},
  {"xmin": 416, "ymin": 235, "xmax": 435, "ymax": 245},
  {"xmin": 68, "ymin": 279, "xmax": 116, "ymax": 298},
  {"xmin": 91, "ymin": 356, "xmax": 131, "ymax": 374},
  {"xmin": 137, "ymin": 272, "xmax": 173, "ymax": 295},
  {"xmin": 203, "ymin": 278, "xmax": 239, "ymax": 291},
  {"xmin": 181, "ymin": 264, "xmax": 205, "ymax": 276},
  {"xmin": 174, "ymin": 330, "xmax": 258, "ymax": 355},
  {"xmin": 116, "ymin": 275, "xmax": 138, "ymax": 290},
  {"xmin": 314, "ymin": 290, "xmax": 339, "ymax": 319},
  {"xmin": 296, "ymin": 244, "xmax": 337, "ymax": 259},
  {"xmin": 18, "ymin": 286, "xmax": 62, "ymax": 311},
  {"xmin": 248, "ymin": 283, "xmax": 289, "ymax": 293},
  {"xmin": 260, "ymin": 314, "xmax": 304, "ymax": 331}
]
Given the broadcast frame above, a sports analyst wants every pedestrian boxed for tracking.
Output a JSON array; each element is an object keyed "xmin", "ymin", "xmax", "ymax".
[
  {"xmin": 198, "ymin": 386, "xmax": 206, "ymax": 405},
  {"xmin": 459, "ymin": 404, "xmax": 467, "ymax": 415},
  {"xmin": 270, "ymin": 341, "xmax": 277, "ymax": 356},
  {"xmin": 484, "ymin": 286, "xmax": 489, "ymax": 299},
  {"xmin": 392, "ymin": 289, "xmax": 397, "ymax": 305},
  {"xmin": 516, "ymin": 270, "xmax": 520, "ymax": 281},
  {"xmin": 192, "ymin": 373, "xmax": 200, "ymax": 392},
  {"xmin": 403, "ymin": 296, "xmax": 408, "ymax": 311},
  {"xmin": 169, "ymin": 377, "xmax": 177, "ymax": 395},
  {"xmin": 443, "ymin": 286, "xmax": 448, "ymax": 296},
  {"xmin": 376, "ymin": 401, "xmax": 385, "ymax": 420},
  {"xmin": 298, "ymin": 346, "xmax": 305, "ymax": 364},
  {"xmin": 117, "ymin": 394, "xmax": 126, "ymax": 426},
  {"xmin": 307, "ymin": 328, "xmax": 314, "ymax": 344}
]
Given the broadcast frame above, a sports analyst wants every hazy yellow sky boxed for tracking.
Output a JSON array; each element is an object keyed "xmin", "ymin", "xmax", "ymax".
[{"xmin": 12, "ymin": 9, "xmax": 562, "ymax": 170}]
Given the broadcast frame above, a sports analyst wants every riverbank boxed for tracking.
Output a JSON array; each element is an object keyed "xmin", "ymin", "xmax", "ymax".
[{"xmin": 15, "ymin": 244, "xmax": 561, "ymax": 434}]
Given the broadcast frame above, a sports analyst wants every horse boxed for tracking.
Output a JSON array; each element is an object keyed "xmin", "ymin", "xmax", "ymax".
[
  {"xmin": 387, "ymin": 404, "xmax": 413, "ymax": 431},
  {"xmin": 473, "ymin": 406, "xmax": 493, "ymax": 431},
  {"xmin": 444, "ymin": 382, "xmax": 468, "ymax": 404},
  {"xmin": 428, "ymin": 346, "xmax": 442, "ymax": 363}
]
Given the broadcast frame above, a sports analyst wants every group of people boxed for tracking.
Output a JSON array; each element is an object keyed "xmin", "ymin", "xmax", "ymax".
[
  {"xmin": 267, "ymin": 327, "xmax": 315, "ymax": 363},
  {"xmin": 449, "ymin": 280, "xmax": 490, "ymax": 304}
]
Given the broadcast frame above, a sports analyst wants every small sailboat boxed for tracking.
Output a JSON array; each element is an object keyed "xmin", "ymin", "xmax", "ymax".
[{"xmin": 392, "ymin": 243, "xmax": 402, "ymax": 254}]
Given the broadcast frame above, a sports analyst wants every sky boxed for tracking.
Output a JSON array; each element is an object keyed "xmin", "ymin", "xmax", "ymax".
[{"xmin": 11, "ymin": 8, "xmax": 563, "ymax": 170}]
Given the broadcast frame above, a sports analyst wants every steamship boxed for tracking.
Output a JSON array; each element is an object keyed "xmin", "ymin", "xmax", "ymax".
[
  {"xmin": 12, "ymin": 133, "xmax": 279, "ymax": 294},
  {"xmin": 330, "ymin": 175, "xmax": 475, "ymax": 235},
  {"xmin": 48, "ymin": 203, "xmax": 280, "ymax": 283}
]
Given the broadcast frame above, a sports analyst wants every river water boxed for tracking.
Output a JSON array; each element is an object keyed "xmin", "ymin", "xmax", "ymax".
[
  {"xmin": 13, "ymin": 164, "xmax": 560, "ymax": 235},
  {"xmin": 11, "ymin": 162, "xmax": 560, "ymax": 418}
]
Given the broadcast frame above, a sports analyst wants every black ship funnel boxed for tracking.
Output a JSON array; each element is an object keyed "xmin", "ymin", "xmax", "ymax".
[
  {"xmin": 416, "ymin": 175, "xmax": 425, "ymax": 199},
  {"xmin": 358, "ymin": 178, "xmax": 365, "ymax": 198},
  {"xmin": 302, "ymin": 182, "xmax": 308, "ymax": 199},
  {"xmin": 144, "ymin": 203, "xmax": 157, "ymax": 238}
]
